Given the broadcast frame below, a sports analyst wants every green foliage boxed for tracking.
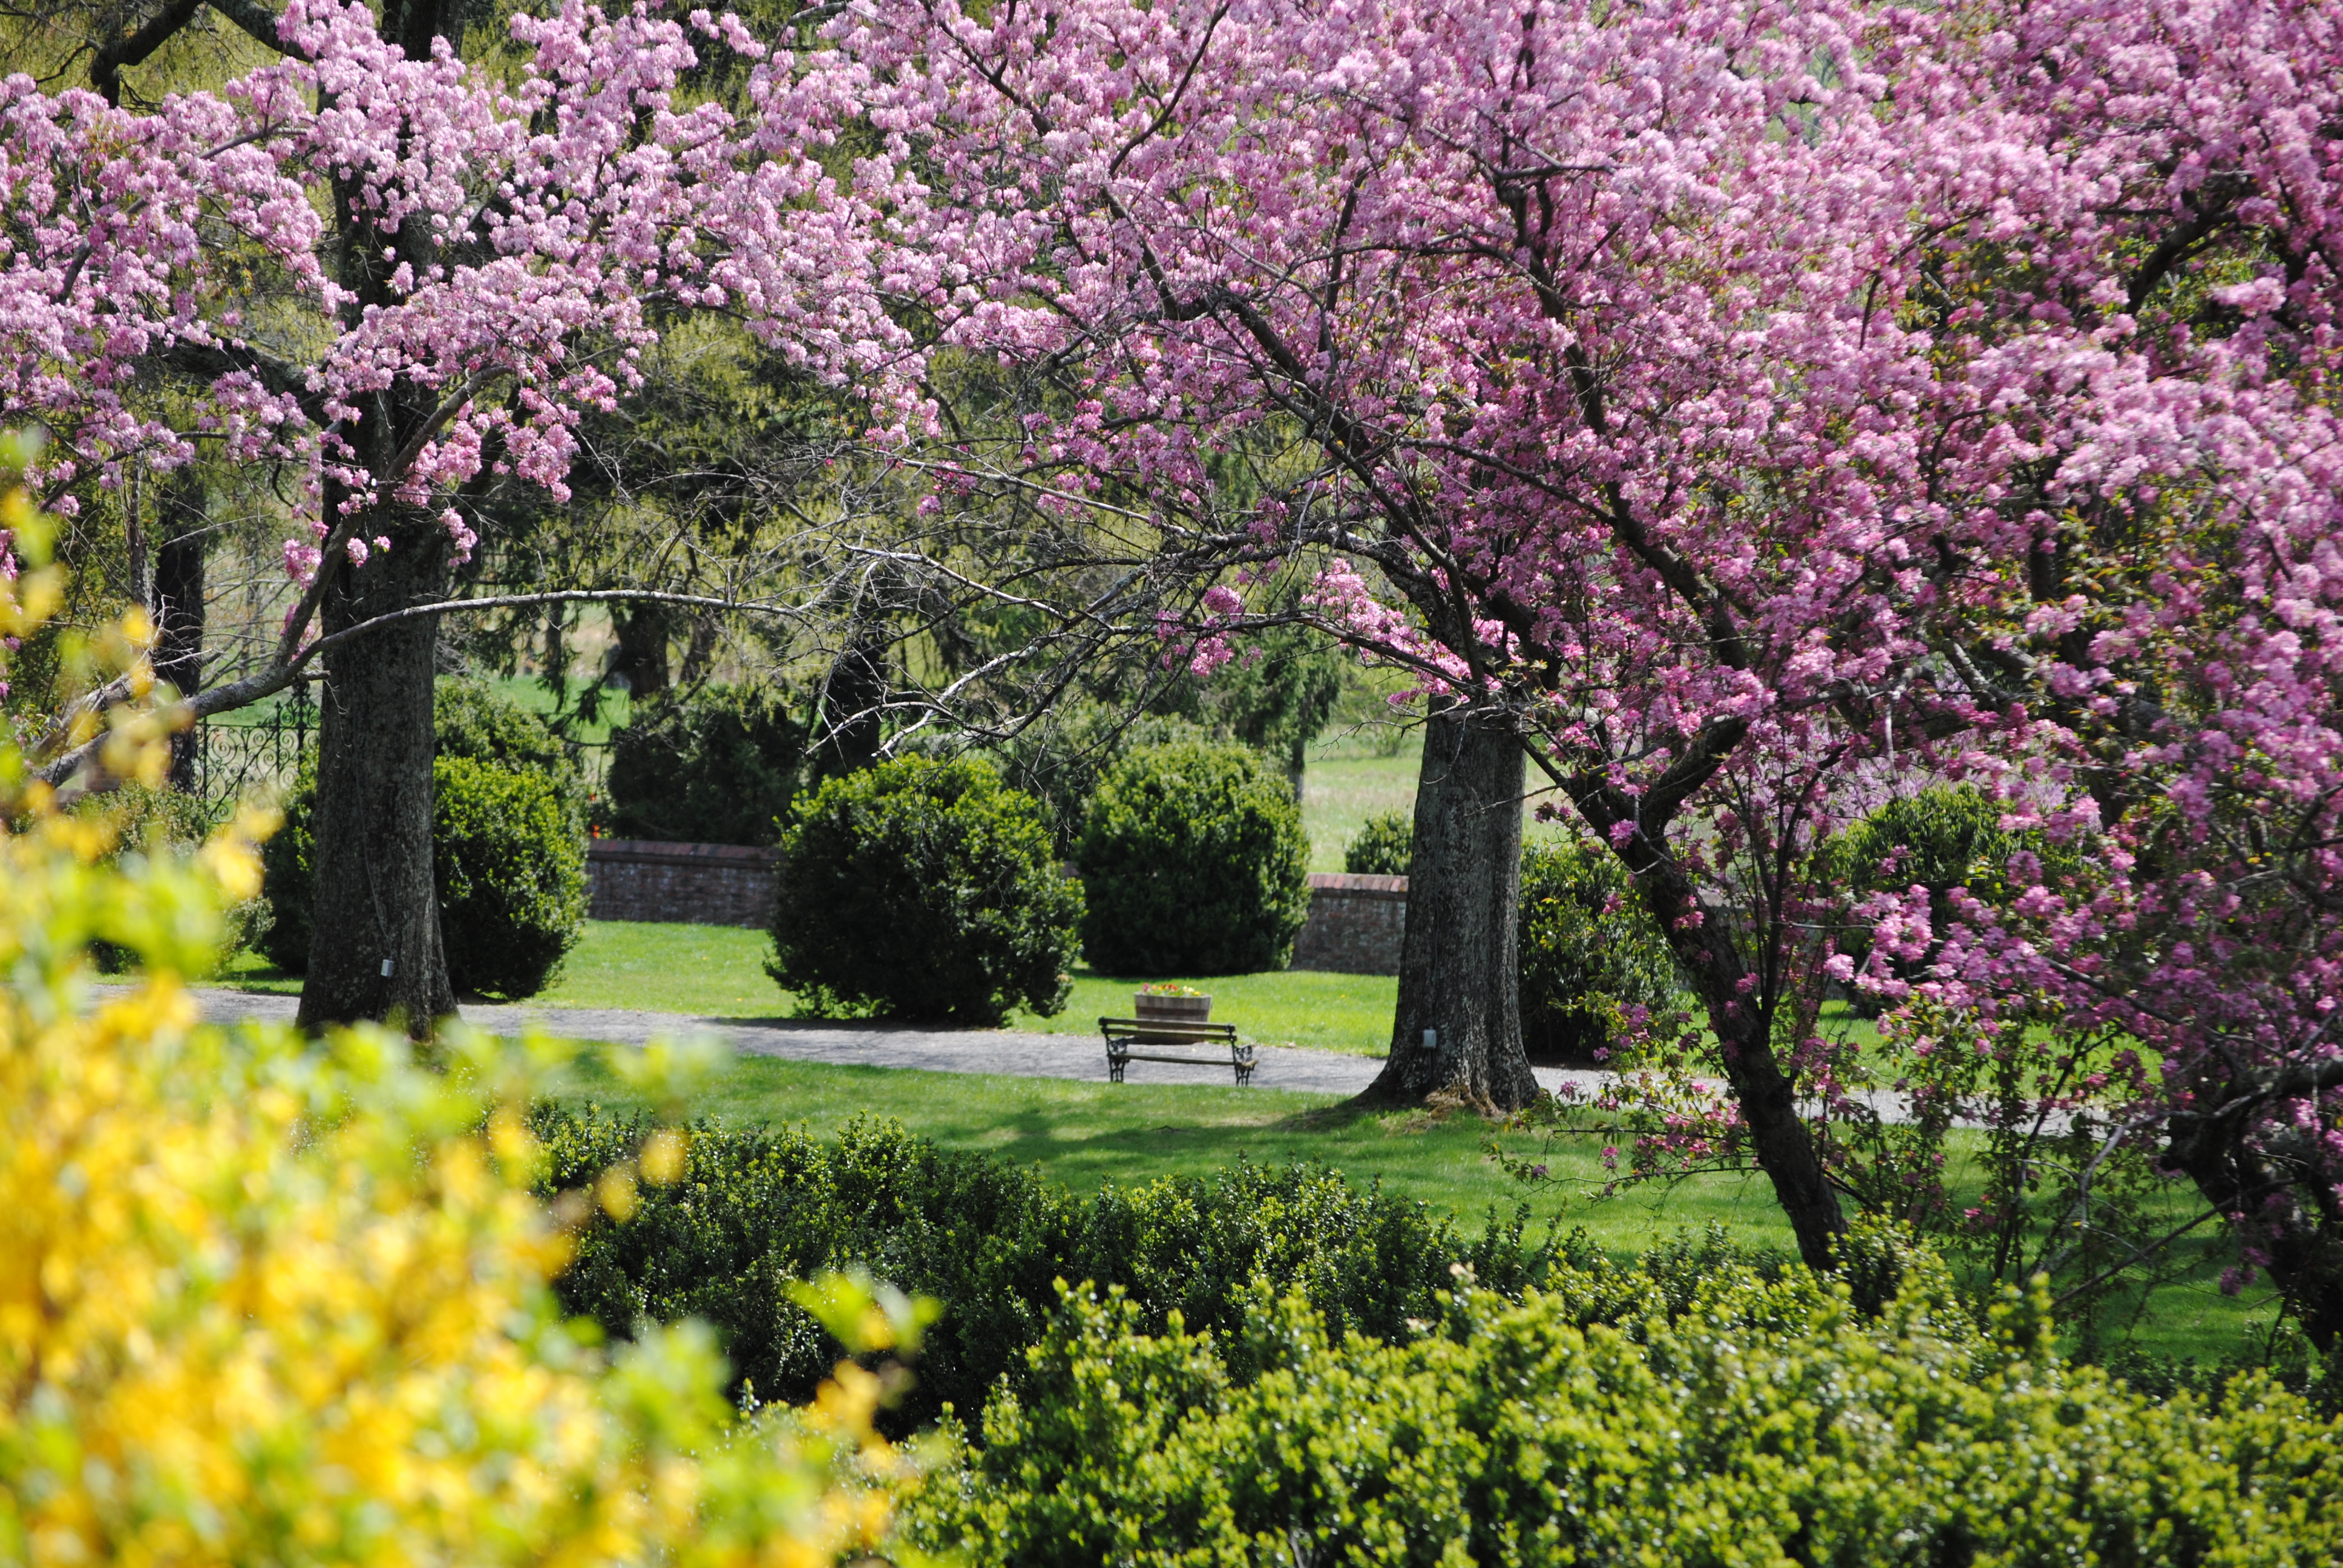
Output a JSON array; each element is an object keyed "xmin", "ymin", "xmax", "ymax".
[
  {"xmin": 976, "ymin": 706, "xmax": 1213, "ymax": 857},
  {"xmin": 260, "ymin": 685, "xmax": 588, "ymax": 996},
  {"xmin": 529, "ymin": 1109, "xmax": 1571, "ymax": 1434},
  {"xmin": 601, "ymin": 683, "xmax": 803, "ymax": 846},
  {"xmin": 435, "ymin": 676, "xmax": 575, "ymax": 780},
  {"xmin": 1077, "ymin": 742, "xmax": 1311, "ymax": 975},
  {"xmin": 1342, "ymin": 809, "xmax": 1414, "ymax": 876},
  {"xmin": 913, "ymin": 1242, "xmax": 2343, "ymax": 1568},
  {"xmin": 73, "ymin": 784, "xmax": 269, "ymax": 970},
  {"xmin": 433, "ymin": 755, "xmax": 590, "ymax": 998},
  {"xmin": 1516, "ymin": 838, "xmax": 1679, "ymax": 1063},
  {"xmin": 770, "ymin": 755, "xmax": 1079, "ymax": 1024}
]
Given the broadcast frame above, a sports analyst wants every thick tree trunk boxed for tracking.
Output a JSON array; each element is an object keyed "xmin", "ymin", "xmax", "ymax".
[
  {"xmin": 1365, "ymin": 705, "xmax": 1541, "ymax": 1110},
  {"xmin": 297, "ymin": 521, "xmax": 456, "ymax": 1036},
  {"xmin": 813, "ymin": 631, "xmax": 889, "ymax": 777},
  {"xmin": 292, "ymin": 0, "xmax": 470, "ymax": 1037},
  {"xmin": 152, "ymin": 469, "xmax": 206, "ymax": 791}
]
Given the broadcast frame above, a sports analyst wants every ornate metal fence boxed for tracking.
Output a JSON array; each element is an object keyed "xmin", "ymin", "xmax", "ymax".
[{"xmin": 188, "ymin": 681, "xmax": 316, "ymax": 818}]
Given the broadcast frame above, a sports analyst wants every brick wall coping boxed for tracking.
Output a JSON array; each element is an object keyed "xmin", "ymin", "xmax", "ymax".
[
  {"xmin": 586, "ymin": 838, "xmax": 781, "ymax": 868},
  {"xmin": 1306, "ymin": 871, "xmax": 1409, "ymax": 900}
]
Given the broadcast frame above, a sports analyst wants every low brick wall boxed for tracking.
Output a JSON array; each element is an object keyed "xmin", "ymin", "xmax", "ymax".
[
  {"xmin": 587, "ymin": 843, "xmax": 1412, "ymax": 972},
  {"xmin": 1290, "ymin": 872, "xmax": 1409, "ymax": 975},
  {"xmin": 586, "ymin": 839, "xmax": 781, "ymax": 928}
]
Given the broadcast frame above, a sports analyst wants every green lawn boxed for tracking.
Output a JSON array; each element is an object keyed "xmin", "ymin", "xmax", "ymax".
[
  {"xmin": 554, "ymin": 1049, "xmax": 1802, "ymax": 1258},
  {"xmin": 218, "ymin": 923, "xmax": 1401, "ymax": 1048},
  {"xmin": 1013, "ymin": 965, "xmax": 1395, "ymax": 1054}
]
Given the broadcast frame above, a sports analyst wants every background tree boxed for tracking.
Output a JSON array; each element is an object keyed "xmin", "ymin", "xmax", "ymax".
[
  {"xmin": 0, "ymin": 0, "xmax": 913, "ymax": 1031},
  {"xmin": 792, "ymin": 0, "xmax": 2343, "ymax": 1302}
]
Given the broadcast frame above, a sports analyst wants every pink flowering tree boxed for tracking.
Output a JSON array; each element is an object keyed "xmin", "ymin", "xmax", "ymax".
[
  {"xmin": 798, "ymin": 0, "xmax": 2343, "ymax": 1304},
  {"xmin": 0, "ymin": 0, "xmax": 911, "ymax": 1027}
]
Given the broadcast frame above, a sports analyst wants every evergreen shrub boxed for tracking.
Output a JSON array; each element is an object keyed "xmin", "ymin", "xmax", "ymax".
[
  {"xmin": 601, "ymin": 683, "xmax": 802, "ymax": 844},
  {"xmin": 910, "ymin": 1240, "xmax": 2343, "ymax": 1567},
  {"xmin": 530, "ymin": 1108, "xmax": 1573, "ymax": 1432},
  {"xmin": 435, "ymin": 676, "xmax": 576, "ymax": 779},
  {"xmin": 1342, "ymin": 809, "xmax": 1414, "ymax": 875},
  {"xmin": 1516, "ymin": 837, "xmax": 1679, "ymax": 1063},
  {"xmin": 260, "ymin": 684, "xmax": 588, "ymax": 996},
  {"xmin": 1824, "ymin": 784, "xmax": 2065, "ymax": 1013},
  {"xmin": 769, "ymin": 755, "xmax": 1080, "ymax": 1024},
  {"xmin": 74, "ymin": 784, "xmax": 270, "ymax": 970},
  {"xmin": 1077, "ymin": 742, "xmax": 1311, "ymax": 975}
]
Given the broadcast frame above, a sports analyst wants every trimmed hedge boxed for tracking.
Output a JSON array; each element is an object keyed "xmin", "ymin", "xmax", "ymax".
[
  {"xmin": 601, "ymin": 683, "xmax": 803, "ymax": 846},
  {"xmin": 769, "ymin": 755, "xmax": 1080, "ymax": 1024},
  {"xmin": 432, "ymin": 755, "xmax": 589, "ymax": 997},
  {"xmin": 1516, "ymin": 837, "xmax": 1678, "ymax": 1063},
  {"xmin": 530, "ymin": 1108, "xmax": 1570, "ymax": 1432},
  {"xmin": 1077, "ymin": 742, "xmax": 1311, "ymax": 975},
  {"xmin": 1343, "ymin": 809, "xmax": 1414, "ymax": 876},
  {"xmin": 911, "ymin": 1245, "xmax": 2343, "ymax": 1567}
]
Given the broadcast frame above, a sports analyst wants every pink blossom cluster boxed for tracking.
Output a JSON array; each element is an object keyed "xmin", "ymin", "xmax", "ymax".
[
  {"xmin": 799, "ymin": 0, "xmax": 2343, "ymax": 1287},
  {"xmin": 0, "ymin": 0, "xmax": 914, "ymax": 578}
]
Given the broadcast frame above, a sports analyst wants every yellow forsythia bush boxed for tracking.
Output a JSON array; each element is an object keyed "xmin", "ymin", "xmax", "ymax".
[{"xmin": 0, "ymin": 479, "xmax": 923, "ymax": 1567}]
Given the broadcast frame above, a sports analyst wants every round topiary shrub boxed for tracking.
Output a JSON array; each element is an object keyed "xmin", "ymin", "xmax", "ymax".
[
  {"xmin": 601, "ymin": 684, "xmax": 802, "ymax": 845},
  {"xmin": 1077, "ymin": 741, "xmax": 1311, "ymax": 975},
  {"xmin": 431, "ymin": 754, "xmax": 590, "ymax": 998},
  {"xmin": 1343, "ymin": 809, "xmax": 1414, "ymax": 876},
  {"xmin": 1518, "ymin": 837, "xmax": 1678, "ymax": 1063},
  {"xmin": 770, "ymin": 756, "xmax": 1080, "ymax": 1024},
  {"xmin": 260, "ymin": 685, "xmax": 588, "ymax": 998}
]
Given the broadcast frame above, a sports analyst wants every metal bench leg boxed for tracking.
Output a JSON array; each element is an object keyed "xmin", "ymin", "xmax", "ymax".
[{"xmin": 1109, "ymin": 1056, "xmax": 1127, "ymax": 1083}]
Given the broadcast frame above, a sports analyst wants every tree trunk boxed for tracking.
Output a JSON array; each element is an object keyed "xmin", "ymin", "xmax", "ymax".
[
  {"xmin": 813, "ymin": 630, "xmax": 890, "ymax": 777},
  {"xmin": 1365, "ymin": 705, "xmax": 1541, "ymax": 1110},
  {"xmin": 2166, "ymin": 1102, "xmax": 2343, "ymax": 1351},
  {"xmin": 297, "ymin": 520, "xmax": 456, "ymax": 1036},
  {"xmin": 152, "ymin": 469, "xmax": 206, "ymax": 792},
  {"xmin": 293, "ymin": 0, "xmax": 470, "ymax": 1037},
  {"xmin": 609, "ymin": 603, "xmax": 670, "ymax": 696},
  {"xmin": 1594, "ymin": 824, "xmax": 1850, "ymax": 1272}
]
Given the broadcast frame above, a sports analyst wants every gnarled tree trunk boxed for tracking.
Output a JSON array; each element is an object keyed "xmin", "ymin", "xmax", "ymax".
[{"xmin": 1366, "ymin": 704, "xmax": 1541, "ymax": 1110}]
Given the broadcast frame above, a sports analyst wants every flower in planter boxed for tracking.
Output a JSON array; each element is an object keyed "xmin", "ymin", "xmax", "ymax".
[{"xmin": 1138, "ymin": 982, "xmax": 1206, "ymax": 997}]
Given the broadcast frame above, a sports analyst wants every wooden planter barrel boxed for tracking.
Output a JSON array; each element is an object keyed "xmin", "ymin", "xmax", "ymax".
[{"xmin": 1133, "ymin": 992, "xmax": 1212, "ymax": 1024}]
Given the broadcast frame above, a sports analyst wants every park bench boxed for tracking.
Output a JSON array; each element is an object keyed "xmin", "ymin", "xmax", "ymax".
[{"xmin": 1099, "ymin": 1017, "xmax": 1257, "ymax": 1085}]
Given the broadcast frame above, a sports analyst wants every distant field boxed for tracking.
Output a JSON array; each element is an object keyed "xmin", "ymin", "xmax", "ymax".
[{"xmin": 1301, "ymin": 727, "xmax": 1582, "ymax": 871}]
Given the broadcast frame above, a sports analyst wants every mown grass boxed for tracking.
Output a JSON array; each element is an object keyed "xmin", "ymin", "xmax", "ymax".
[{"xmin": 218, "ymin": 923, "xmax": 1407, "ymax": 1049}]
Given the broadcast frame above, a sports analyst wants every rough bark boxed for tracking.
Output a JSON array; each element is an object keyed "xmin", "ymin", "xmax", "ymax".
[
  {"xmin": 152, "ymin": 468, "xmax": 206, "ymax": 791},
  {"xmin": 1365, "ymin": 704, "xmax": 1541, "ymax": 1111},
  {"xmin": 2164, "ymin": 1072, "xmax": 2343, "ymax": 1351},
  {"xmin": 298, "ymin": 516, "xmax": 456, "ymax": 1036},
  {"xmin": 293, "ymin": 0, "xmax": 470, "ymax": 1036}
]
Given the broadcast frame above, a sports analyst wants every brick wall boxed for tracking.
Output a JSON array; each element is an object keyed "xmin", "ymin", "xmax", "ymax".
[
  {"xmin": 587, "ymin": 843, "xmax": 1412, "ymax": 973},
  {"xmin": 586, "ymin": 839, "xmax": 781, "ymax": 928},
  {"xmin": 1290, "ymin": 872, "xmax": 1409, "ymax": 975}
]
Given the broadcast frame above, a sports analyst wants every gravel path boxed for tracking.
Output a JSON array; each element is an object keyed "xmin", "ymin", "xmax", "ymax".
[{"xmin": 167, "ymin": 985, "xmax": 1634, "ymax": 1100}]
